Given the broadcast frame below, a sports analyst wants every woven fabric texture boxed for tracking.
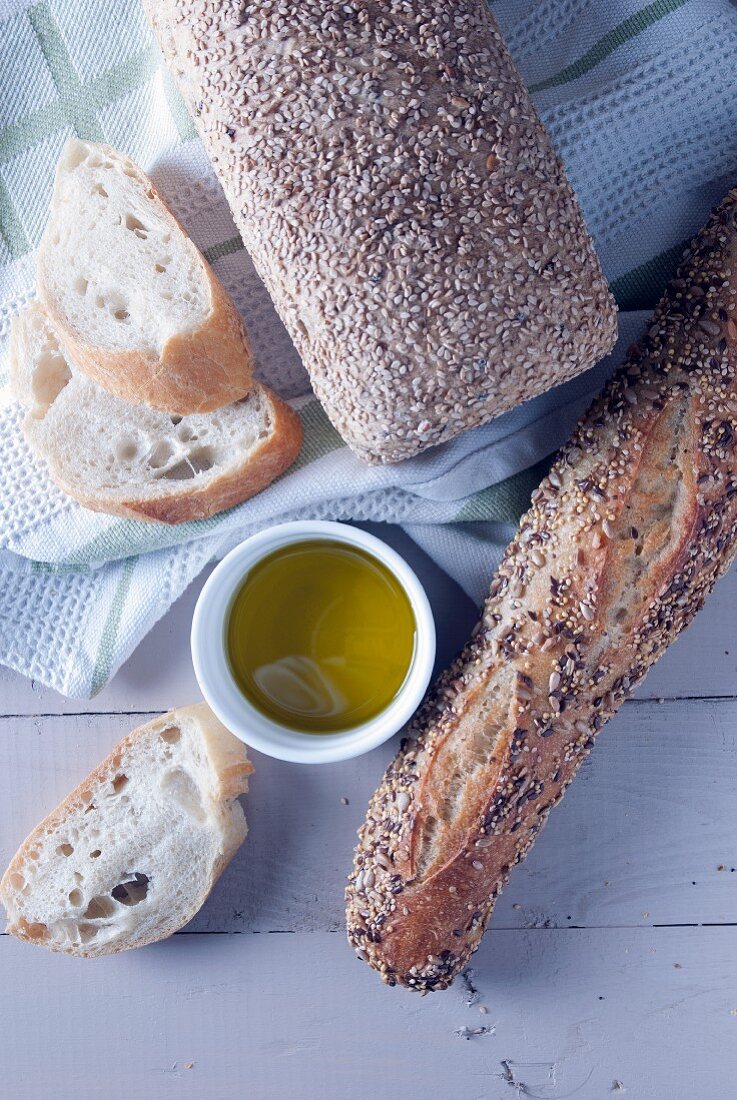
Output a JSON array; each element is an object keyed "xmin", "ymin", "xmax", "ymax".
[{"xmin": 0, "ymin": 0, "xmax": 735, "ymax": 694}]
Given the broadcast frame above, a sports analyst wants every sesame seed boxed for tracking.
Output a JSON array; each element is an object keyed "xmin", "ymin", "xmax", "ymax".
[
  {"xmin": 341, "ymin": 17, "xmax": 737, "ymax": 998},
  {"xmin": 151, "ymin": 0, "xmax": 616, "ymax": 464}
]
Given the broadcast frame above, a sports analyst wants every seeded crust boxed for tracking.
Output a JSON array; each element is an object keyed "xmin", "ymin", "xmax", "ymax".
[
  {"xmin": 346, "ymin": 188, "xmax": 737, "ymax": 990},
  {"xmin": 145, "ymin": 0, "xmax": 617, "ymax": 464}
]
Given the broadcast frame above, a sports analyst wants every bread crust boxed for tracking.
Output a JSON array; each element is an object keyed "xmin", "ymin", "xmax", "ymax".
[
  {"xmin": 48, "ymin": 386, "xmax": 304, "ymax": 524},
  {"xmin": 0, "ymin": 704, "xmax": 253, "ymax": 957},
  {"xmin": 36, "ymin": 141, "xmax": 255, "ymax": 415},
  {"xmin": 146, "ymin": 0, "xmax": 617, "ymax": 463},
  {"xmin": 11, "ymin": 302, "xmax": 303, "ymax": 524},
  {"xmin": 346, "ymin": 188, "xmax": 737, "ymax": 990}
]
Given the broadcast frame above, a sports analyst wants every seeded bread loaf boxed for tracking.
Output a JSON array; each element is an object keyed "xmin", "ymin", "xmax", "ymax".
[
  {"xmin": 145, "ymin": 0, "xmax": 617, "ymax": 464},
  {"xmin": 37, "ymin": 139, "xmax": 254, "ymax": 414},
  {"xmin": 346, "ymin": 189, "xmax": 737, "ymax": 990},
  {"xmin": 1, "ymin": 704, "xmax": 252, "ymax": 957},
  {"xmin": 9, "ymin": 302, "xmax": 302, "ymax": 524}
]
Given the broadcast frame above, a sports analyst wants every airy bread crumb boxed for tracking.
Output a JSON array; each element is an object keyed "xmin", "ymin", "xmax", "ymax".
[
  {"xmin": 36, "ymin": 138, "xmax": 255, "ymax": 415},
  {"xmin": 0, "ymin": 704, "xmax": 252, "ymax": 957},
  {"xmin": 9, "ymin": 302, "xmax": 302, "ymax": 523}
]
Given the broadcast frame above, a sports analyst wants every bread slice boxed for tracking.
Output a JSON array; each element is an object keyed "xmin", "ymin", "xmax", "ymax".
[
  {"xmin": 0, "ymin": 704, "xmax": 252, "ymax": 957},
  {"xmin": 36, "ymin": 138, "xmax": 254, "ymax": 414},
  {"xmin": 9, "ymin": 302, "xmax": 303, "ymax": 523}
]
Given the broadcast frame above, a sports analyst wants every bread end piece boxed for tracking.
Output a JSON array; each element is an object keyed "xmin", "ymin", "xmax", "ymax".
[{"xmin": 1, "ymin": 703, "xmax": 252, "ymax": 957}]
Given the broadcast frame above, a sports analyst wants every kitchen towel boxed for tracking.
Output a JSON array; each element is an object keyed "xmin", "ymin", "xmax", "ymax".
[{"xmin": 0, "ymin": 0, "xmax": 736, "ymax": 695}]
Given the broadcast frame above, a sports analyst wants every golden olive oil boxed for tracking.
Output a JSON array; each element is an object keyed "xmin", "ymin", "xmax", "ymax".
[{"xmin": 226, "ymin": 539, "xmax": 417, "ymax": 734}]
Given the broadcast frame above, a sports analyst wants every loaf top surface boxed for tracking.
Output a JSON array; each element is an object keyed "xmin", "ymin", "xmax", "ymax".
[
  {"xmin": 148, "ymin": 0, "xmax": 617, "ymax": 461},
  {"xmin": 346, "ymin": 185, "xmax": 737, "ymax": 989}
]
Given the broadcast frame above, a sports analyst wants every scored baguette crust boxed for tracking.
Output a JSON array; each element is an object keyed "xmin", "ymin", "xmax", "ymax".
[
  {"xmin": 146, "ymin": 0, "xmax": 616, "ymax": 463},
  {"xmin": 346, "ymin": 188, "xmax": 737, "ymax": 990},
  {"xmin": 37, "ymin": 140, "xmax": 255, "ymax": 415},
  {"xmin": 0, "ymin": 704, "xmax": 253, "ymax": 957}
]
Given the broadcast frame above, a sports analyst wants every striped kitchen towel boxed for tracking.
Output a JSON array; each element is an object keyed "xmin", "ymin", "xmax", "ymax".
[{"xmin": 0, "ymin": 0, "xmax": 736, "ymax": 695}]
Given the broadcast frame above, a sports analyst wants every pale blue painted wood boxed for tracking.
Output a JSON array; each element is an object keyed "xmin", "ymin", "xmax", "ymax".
[
  {"xmin": 2, "ymin": 535, "xmax": 737, "ymax": 1099},
  {"xmin": 2, "ymin": 928, "xmax": 736, "ymax": 1100}
]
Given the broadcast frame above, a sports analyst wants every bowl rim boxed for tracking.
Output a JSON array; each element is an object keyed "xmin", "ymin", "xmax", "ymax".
[{"xmin": 190, "ymin": 520, "xmax": 436, "ymax": 764}]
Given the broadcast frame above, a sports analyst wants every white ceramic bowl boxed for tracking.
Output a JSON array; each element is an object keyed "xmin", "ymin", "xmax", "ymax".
[{"xmin": 191, "ymin": 521, "xmax": 436, "ymax": 764}]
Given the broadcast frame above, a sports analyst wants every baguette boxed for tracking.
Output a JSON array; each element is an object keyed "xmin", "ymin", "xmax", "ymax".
[
  {"xmin": 346, "ymin": 189, "xmax": 737, "ymax": 990},
  {"xmin": 146, "ymin": 0, "xmax": 616, "ymax": 463},
  {"xmin": 9, "ymin": 302, "xmax": 302, "ymax": 523},
  {"xmin": 36, "ymin": 139, "xmax": 254, "ymax": 414},
  {"xmin": 0, "ymin": 704, "xmax": 252, "ymax": 957}
]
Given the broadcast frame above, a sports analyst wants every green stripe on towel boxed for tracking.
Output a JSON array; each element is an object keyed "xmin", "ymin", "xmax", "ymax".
[
  {"xmin": 90, "ymin": 556, "xmax": 137, "ymax": 695},
  {"xmin": 529, "ymin": 0, "xmax": 689, "ymax": 93},
  {"xmin": 0, "ymin": 43, "xmax": 161, "ymax": 166},
  {"xmin": 27, "ymin": 3, "xmax": 105, "ymax": 141},
  {"xmin": 611, "ymin": 237, "xmax": 690, "ymax": 310},
  {"xmin": 291, "ymin": 400, "xmax": 344, "ymax": 469},
  {"xmin": 159, "ymin": 66, "xmax": 197, "ymax": 142},
  {"xmin": 455, "ymin": 457, "xmax": 552, "ymax": 523},
  {"xmin": 0, "ymin": 174, "xmax": 30, "ymax": 259},
  {"xmin": 202, "ymin": 236, "xmax": 245, "ymax": 266}
]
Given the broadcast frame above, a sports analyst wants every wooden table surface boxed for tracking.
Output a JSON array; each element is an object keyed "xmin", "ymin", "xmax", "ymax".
[{"xmin": 2, "ymin": 525, "xmax": 736, "ymax": 1100}]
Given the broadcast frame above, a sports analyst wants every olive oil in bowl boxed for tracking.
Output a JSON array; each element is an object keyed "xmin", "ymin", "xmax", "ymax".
[{"xmin": 226, "ymin": 539, "xmax": 417, "ymax": 734}]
